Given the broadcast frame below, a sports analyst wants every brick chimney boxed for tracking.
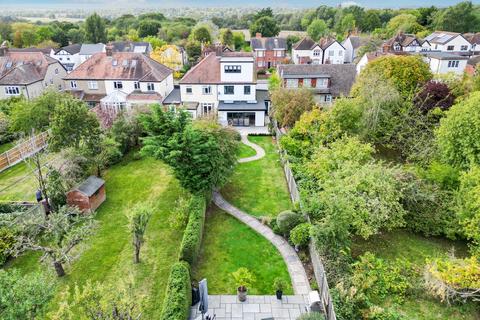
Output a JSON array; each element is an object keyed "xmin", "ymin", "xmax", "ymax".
[
  {"xmin": 105, "ymin": 44, "xmax": 113, "ymax": 57},
  {"xmin": 0, "ymin": 41, "xmax": 8, "ymax": 57},
  {"xmin": 256, "ymin": 33, "xmax": 262, "ymax": 38}
]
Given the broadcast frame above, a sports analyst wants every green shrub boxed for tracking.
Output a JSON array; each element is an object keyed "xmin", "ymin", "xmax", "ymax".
[
  {"xmin": 160, "ymin": 261, "xmax": 192, "ymax": 320},
  {"xmin": 296, "ymin": 312, "xmax": 325, "ymax": 319},
  {"xmin": 0, "ymin": 227, "xmax": 15, "ymax": 266},
  {"xmin": 276, "ymin": 210, "xmax": 305, "ymax": 235},
  {"xmin": 290, "ymin": 223, "xmax": 312, "ymax": 247},
  {"xmin": 178, "ymin": 195, "xmax": 206, "ymax": 265}
]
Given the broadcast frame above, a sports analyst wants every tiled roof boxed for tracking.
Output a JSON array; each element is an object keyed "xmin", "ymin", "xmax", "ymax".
[
  {"xmin": 111, "ymin": 41, "xmax": 151, "ymax": 53},
  {"xmin": 10, "ymin": 47, "xmax": 54, "ymax": 54},
  {"xmin": 54, "ymin": 44, "xmax": 81, "ymax": 55},
  {"xmin": 293, "ymin": 37, "xmax": 343, "ymax": 51},
  {"xmin": 278, "ymin": 64, "xmax": 357, "ymax": 97},
  {"xmin": 384, "ymin": 33, "xmax": 422, "ymax": 48},
  {"xmin": 0, "ymin": 51, "xmax": 58, "ymax": 85},
  {"xmin": 79, "ymin": 43, "xmax": 105, "ymax": 55},
  {"xmin": 179, "ymin": 53, "xmax": 220, "ymax": 84},
  {"xmin": 251, "ymin": 37, "xmax": 287, "ymax": 50},
  {"xmin": 64, "ymin": 52, "xmax": 172, "ymax": 81},
  {"xmin": 464, "ymin": 33, "xmax": 480, "ymax": 45},
  {"xmin": 163, "ymin": 87, "xmax": 181, "ymax": 104},
  {"xmin": 423, "ymin": 52, "xmax": 469, "ymax": 60},
  {"xmin": 345, "ymin": 36, "xmax": 370, "ymax": 49}
]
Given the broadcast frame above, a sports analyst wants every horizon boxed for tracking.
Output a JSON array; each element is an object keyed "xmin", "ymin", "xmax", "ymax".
[{"xmin": 1, "ymin": 0, "xmax": 479, "ymax": 9}]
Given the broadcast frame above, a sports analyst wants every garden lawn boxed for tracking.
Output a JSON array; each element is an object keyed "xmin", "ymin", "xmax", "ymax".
[
  {"xmin": 222, "ymin": 136, "xmax": 292, "ymax": 217},
  {"xmin": 193, "ymin": 206, "xmax": 292, "ymax": 295},
  {"xmin": 6, "ymin": 155, "xmax": 186, "ymax": 319},
  {"xmin": 0, "ymin": 142, "xmax": 13, "ymax": 154},
  {"xmin": 352, "ymin": 230, "xmax": 479, "ymax": 320},
  {"xmin": 236, "ymin": 140, "xmax": 256, "ymax": 158},
  {"xmin": 0, "ymin": 161, "xmax": 37, "ymax": 201}
]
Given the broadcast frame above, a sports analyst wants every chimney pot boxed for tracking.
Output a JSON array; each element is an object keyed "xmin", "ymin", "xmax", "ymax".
[
  {"xmin": 0, "ymin": 41, "xmax": 8, "ymax": 57},
  {"xmin": 105, "ymin": 44, "xmax": 113, "ymax": 56}
]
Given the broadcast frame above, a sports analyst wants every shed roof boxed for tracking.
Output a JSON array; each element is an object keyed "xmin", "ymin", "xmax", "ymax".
[{"xmin": 73, "ymin": 176, "xmax": 105, "ymax": 197}]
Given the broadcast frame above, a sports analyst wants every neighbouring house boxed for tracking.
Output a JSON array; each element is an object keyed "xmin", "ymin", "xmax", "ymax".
[
  {"xmin": 466, "ymin": 55, "xmax": 480, "ymax": 75},
  {"xmin": 0, "ymin": 42, "xmax": 67, "ymax": 100},
  {"xmin": 152, "ymin": 45, "xmax": 188, "ymax": 71},
  {"xmin": 50, "ymin": 44, "xmax": 82, "ymax": 72},
  {"xmin": 251, "ymin": 33, "xmax": 287, "ymax": 69},
  {"xmin": 382, "ymin": 32, "xmax": 430, "ymax": 53},
  {"xmin": 171, "ymin": 51, "xmax": 270, "ymax": 127},
  {"xmin": 67, "ymin": 176, "xmax": 106, "ymax": 213},
  {"xmin": 342, "ymin": 35, "xmax": 371, "ymax": 63},
  {"xmin": 64, "ymin": 45, "xmax": 174, "ymax": 110},
  {"xmin": 424, "ymin": 31, "xmax": 472, "ymax": 54},
  {"xmin": 79, "ymin": 43, "xmax": 106, "ymax": 64},
  {"xmin": 356, "ymin": 51, "xmax": 391, "ymax": 74},
  {"xmin": 111, "ymin": 41, "xmax": 153, "ymax": 55},
  {"xmin": 464, "ymin": 32, "xmax": 480, "ymax": 54},
  {"xmin": 292, "ymin": 37, "xmax": 346, "ymax": 65},
  {"xmin": 277, "ymin": 63, "xmax": 357, "ymax": 104},
  {"xmin": 421, "ymin": 52, "xmax": 469, "ymax": 75}
]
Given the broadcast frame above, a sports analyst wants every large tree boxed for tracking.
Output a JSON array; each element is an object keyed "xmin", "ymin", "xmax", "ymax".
[
  {"xmin": 307, "ymin": 19, "xmax": 329, "ymax": 41},
  {"xmin": 138, "ymin": 19, "xmax": 162, "ymax": 38},
  {"xmin": 433, "ymin": 1, "xmax": 480, "ymax": 33},
  {"xmin": 49, "ymin": 97, "xmax": 101, "ymax": 152},
  {"xmin": 84, "ymin": 13, "xmax": 107, "ymax": 43},
  {"xmin": 219, "ymin": 28, "xmax": 234, "ymax": 47},
  {"xmin": 192, "ymin": 26, "xmax": 212, "ymax": 43},
  {"xmin": 141, "ymin": 106, "xmax": 238, "ymax": 194},
  {"xmin": 436, "ymin": 91, "xmax": 480, "ymax": 170},
  {"xmin": 249, "ymin": 16, "xmax": 280, "ymax": 37}
]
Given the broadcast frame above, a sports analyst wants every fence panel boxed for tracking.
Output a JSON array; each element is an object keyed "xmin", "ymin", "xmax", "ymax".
[
  {"xmin": 273, "ymin": 121, "xmax": 336, "ymax": 320},
  {"xmin": 0, "ymin": 132, "xmax": 49, "ymax": 173}
]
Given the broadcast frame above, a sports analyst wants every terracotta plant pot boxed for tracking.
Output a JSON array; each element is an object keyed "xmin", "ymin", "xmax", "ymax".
[
  {"xmin": 276, "ymin": 290, "xmax": 283, "ymax": 300},
  {"xmin": 237, "ymin": 287, "xmax": 247, "ymax": 302}
]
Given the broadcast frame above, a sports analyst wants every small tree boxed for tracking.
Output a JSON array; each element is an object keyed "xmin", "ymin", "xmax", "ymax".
[
  {"xmin": 232, "ymin": 267, "xmax": 255, "ymax": 292},
  {"xmin": 10, "ymin": 206, "xmax": 96, "ymax": 277},
  {"xmin": 219, "ymin": 28, "xmax": 234, "ymax": 47},
  {"xmin": 128, "ymin": 204, "xmax": 152, "ymax": 264}
]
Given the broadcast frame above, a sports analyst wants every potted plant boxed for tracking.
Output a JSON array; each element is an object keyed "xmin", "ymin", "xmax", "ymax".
[
  {"xmin": 274, "ymin": 277, "xmax": 287, "ymax": 300},
  {"xmin": 232, "ymin": 267, "xmax": 255, "ymax": 302}
]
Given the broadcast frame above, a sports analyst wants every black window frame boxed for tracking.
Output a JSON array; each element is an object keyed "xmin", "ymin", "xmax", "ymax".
[{"xmin": 224, "ymin": 86, "xmax": 234, "ymax": 95}]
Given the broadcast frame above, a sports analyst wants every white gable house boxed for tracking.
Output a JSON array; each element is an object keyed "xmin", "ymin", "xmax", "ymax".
[
  {"xmin": 292, "ymin": 37, "xmax": 346, "ymax": 65},
  {"xmin": 425, "ymin": 32, "xmax": 472, "ymax": 53},
  {"xmin": 423, "ymin": 52, "xmax": 469, "ymax": 75}
]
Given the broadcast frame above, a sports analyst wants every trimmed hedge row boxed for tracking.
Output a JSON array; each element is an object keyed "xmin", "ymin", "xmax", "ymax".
[
  {"xmin": 178, "ymin": 195, "xmax": 207, "ymax": 265},
  {"xmin": 160, "ymin": 261, "xmax": 192, "ymax": 320}
]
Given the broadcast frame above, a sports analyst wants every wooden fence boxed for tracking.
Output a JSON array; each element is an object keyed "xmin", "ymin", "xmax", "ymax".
[
  {"xmin": 274, "ymin": 122, "xmax": 337, "ymax": 320},
  {"xmin": 0, "ymin": 132, "xmax": 49, "ymax": 173}
]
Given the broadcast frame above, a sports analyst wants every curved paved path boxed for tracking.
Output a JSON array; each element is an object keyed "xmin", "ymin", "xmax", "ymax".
[
  {"xmin": 238, "ymin": 134, "xmax": 266, "ymax": 163},
  {"xmin": 213, "ymin": 192, "xmax": 310, "ymax": 295},
  {"xmin": 215, "ymin": 135, "xmax": 311, "ymax": 295}
]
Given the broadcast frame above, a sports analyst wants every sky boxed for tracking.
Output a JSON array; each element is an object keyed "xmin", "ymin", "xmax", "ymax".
[{"xmin": 0, "ymin": 0, "xmax": 479, "ymax": 8}]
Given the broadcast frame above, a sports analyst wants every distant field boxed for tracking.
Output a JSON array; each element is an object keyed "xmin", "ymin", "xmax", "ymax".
[{"xmin": 19, "ymin": 16, "xmax": 84, "ymax": 23}]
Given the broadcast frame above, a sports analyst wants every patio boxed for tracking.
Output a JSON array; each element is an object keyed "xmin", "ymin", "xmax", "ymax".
[{"xmin": 189, "ymin": 294, "xmax": 311, "ymax": 320}]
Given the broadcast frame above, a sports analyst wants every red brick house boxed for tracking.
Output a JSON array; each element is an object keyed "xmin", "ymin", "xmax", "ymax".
[
  {"xmin": 67, "ymin": 176, "xmax": 106, "ymax": 213},
  {"xmin": 250, "ymin": 33, "xmax": 287, "ymax": 69}
]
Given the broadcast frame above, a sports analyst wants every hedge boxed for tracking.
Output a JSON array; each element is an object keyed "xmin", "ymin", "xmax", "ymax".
[
  {"xmin": 178, "ymin": 195, "xmax": 206, "ymax": 265},
  {"xmin": 160, "ymin": 261, "xmax": 192, "ymax": 320}
]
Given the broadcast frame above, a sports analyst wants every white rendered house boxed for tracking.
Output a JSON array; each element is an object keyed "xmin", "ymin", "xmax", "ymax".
[
  {"xmin": 292, "ymin": 37, "xmax": 346, "ymax": 65},
  {"xmin": 425, "ymin": 32, "xmax": 472, "ymax": 53},
  {"xmin": 170, "ymin": 52, "xmax": 269, "ymax": 127}
]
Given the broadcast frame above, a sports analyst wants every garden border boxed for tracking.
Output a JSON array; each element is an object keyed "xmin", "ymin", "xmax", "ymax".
[{"xmin": 274, "ymin": 123, "xmax": 337, "ymax": 320}]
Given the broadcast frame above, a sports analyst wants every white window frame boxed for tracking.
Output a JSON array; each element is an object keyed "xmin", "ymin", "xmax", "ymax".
[
  {"xmin": 134, "ymin": 81, "xmax": 140, "ymax": 90},
  {"xmin": 244, "ymin": 85, "xmax": 251, "ymax": 95},
  {"xmin": 4, "ymin": 86, "xmax": 20, "ymax": 96},
  {"xmin": 70, "ymin": 80, "xmax": 77, "ymax": 89},
  {"xmin": 447, "ymin": 45, "xmax": 455, "ymax": 51},
  {"xmin": 313, "ymin": 49, "xmax": 321, "ymax": 57},
  {"xmin": 316, "ymin": 78, "xmax": 328, "ymax": 88},
  {"xmin": 88, "ymin": 81, "xmax": 98, "ymax": 90},
  {"xmin": 257, "ymin": 50, "xmax": 265, "ymax": 57},
  {"xmin": 447, "ymin": 60, "xmax": 459, "ymax": 68},
  {"xmin": 461, "ymin": 45, "xmax": 468, "ymax": 51},
  {"xmin": 303, "ymin": 78, "xmax": 312, "ymax": 88},
  {"xmin": 201, "ymin": 103, "xmax": 214, "ymax": 115},
  {"xmin": 202, "ymin": 85, "xmax": 212, "ymax": 95},
  {"xmin": 286, "ymin": 79, "xmax": 297, "ymax": 88},
  {"xmin": 224, "ymin": 86, "xmax": 234, "ymax": 95},
  {"xmin": 147, "ymin": 83, "xmax": 155, "ymax": 91},
  {"xmin": 186, "ymin": 86, "xmax": 193, "ymax": 94}
]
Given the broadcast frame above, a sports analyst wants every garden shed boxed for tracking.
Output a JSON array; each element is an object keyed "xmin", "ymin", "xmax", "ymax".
[{"xmin": 67, "ymin": 176, "xmax": 106, "ymax": 213}]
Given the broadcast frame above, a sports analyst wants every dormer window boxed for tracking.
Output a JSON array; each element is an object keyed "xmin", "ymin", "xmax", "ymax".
[
  {"xmin": 224, "ymin": 65, "xmax": 241, "ymax": 73},
  {"xmin": 394, "ymin": 43, "xmax": 401, "ymax": 51}
]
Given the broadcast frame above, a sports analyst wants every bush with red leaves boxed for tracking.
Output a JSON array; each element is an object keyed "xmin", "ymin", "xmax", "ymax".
[{"xmin": 414, "ymin": 80, "xmax": 455, "ymax": 113}]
